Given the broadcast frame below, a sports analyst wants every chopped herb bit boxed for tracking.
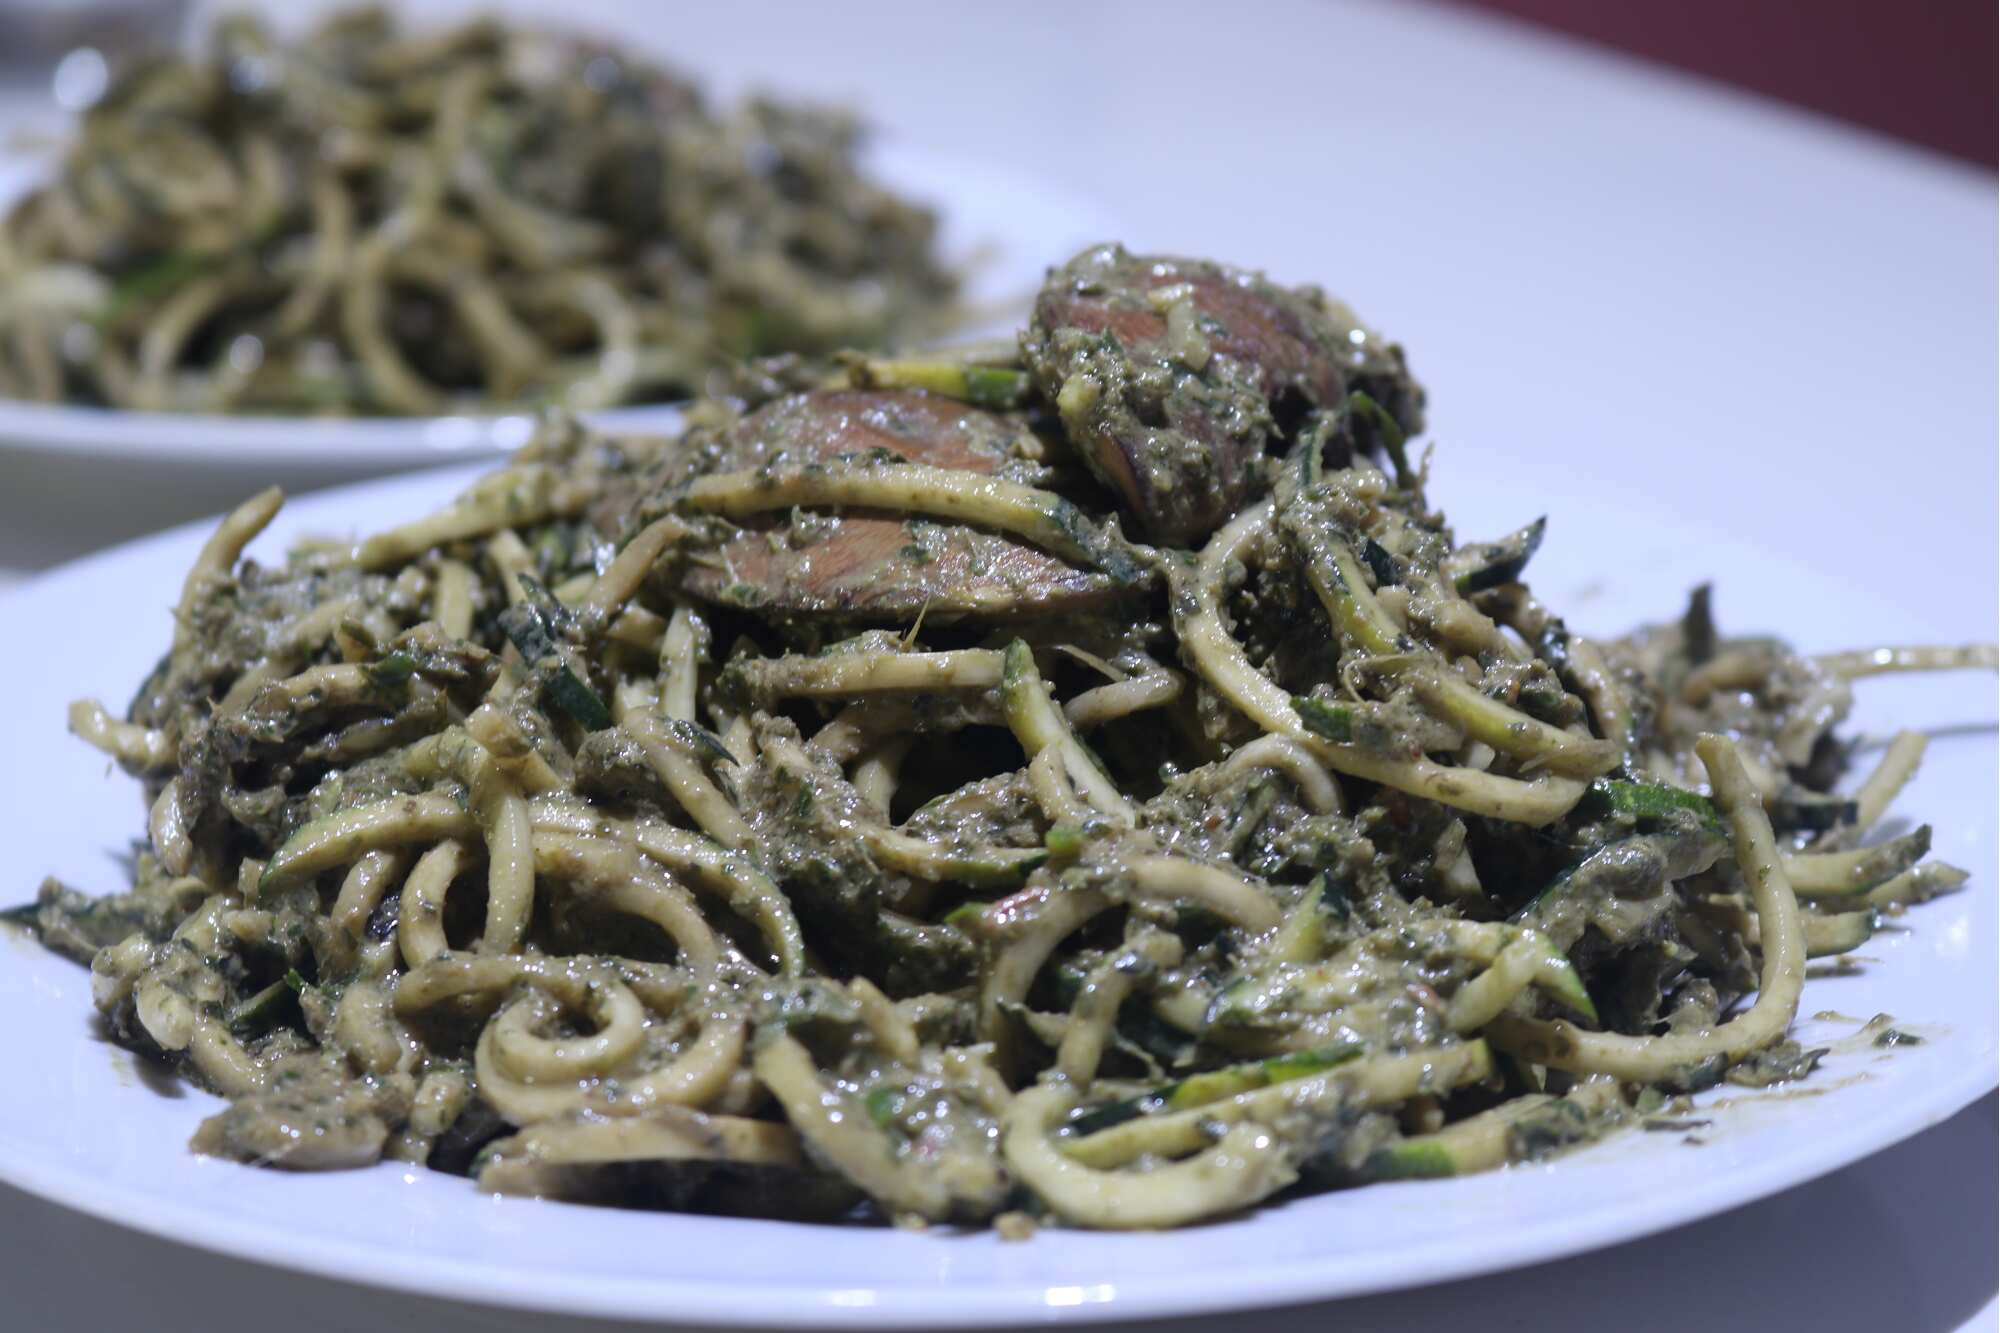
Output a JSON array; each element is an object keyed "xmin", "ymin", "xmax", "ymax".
[{"xmin": 1295, "ymin": 696, "xmax": 1354, "ymax": 743}]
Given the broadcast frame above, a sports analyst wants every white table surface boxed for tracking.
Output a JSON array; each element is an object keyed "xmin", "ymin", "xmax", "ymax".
[{"xmin": 1, "ymin": 0, "xmax": 1994, "ymax": 1327}]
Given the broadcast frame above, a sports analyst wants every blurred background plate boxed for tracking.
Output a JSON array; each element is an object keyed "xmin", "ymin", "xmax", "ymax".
[{"xmin": 0, "ymin": 137, "xmax": 1122, "ymax": 573}]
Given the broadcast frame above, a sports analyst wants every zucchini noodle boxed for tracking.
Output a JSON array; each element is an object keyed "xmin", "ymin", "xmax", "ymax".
[{"xmin": 14, "ymin": 242, "xmax": 1989, "ymax": 1231}]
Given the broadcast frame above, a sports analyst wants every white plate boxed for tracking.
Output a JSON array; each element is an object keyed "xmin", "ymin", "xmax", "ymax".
[{"xmin": 0, "ymin": 460, "xmax": 1990, "ymax": 1327}]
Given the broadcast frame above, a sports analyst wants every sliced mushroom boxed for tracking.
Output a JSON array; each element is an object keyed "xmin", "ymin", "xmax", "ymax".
[
  {"xmin": 705, "ymin": 387, "xmax": 1039, "ymax": 475},
  {"xmin": 668, "ymin": 388, "xmax": 1129, "ymax": 620},
  {"xmin": 1021, "ymin": 243, "xmax": 1424, "ymax": 545}
]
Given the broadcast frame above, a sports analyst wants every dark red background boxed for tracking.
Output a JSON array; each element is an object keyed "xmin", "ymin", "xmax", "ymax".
[{"xmin": 1444, "ymin": 0, "xmax": 1997, "ymax": 169}]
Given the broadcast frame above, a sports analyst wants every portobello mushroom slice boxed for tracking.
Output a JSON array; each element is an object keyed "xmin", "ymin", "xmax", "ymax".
[
  {"xmin": 700, "ymin": 387, "xmax": 1038, "ymax": 476},
  {"xmin": 1021, "ymin": 243, "xmax": 1424, "ymax": 545},
  {"xmin": 670, "ymin": 388, "xmax": 1134, "ymax": 620}
]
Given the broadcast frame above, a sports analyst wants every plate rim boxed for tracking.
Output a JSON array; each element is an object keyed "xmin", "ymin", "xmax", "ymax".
[{"xmin": 0, "ymin": 1060, "xmax": 1989, "ymax": 1328}]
